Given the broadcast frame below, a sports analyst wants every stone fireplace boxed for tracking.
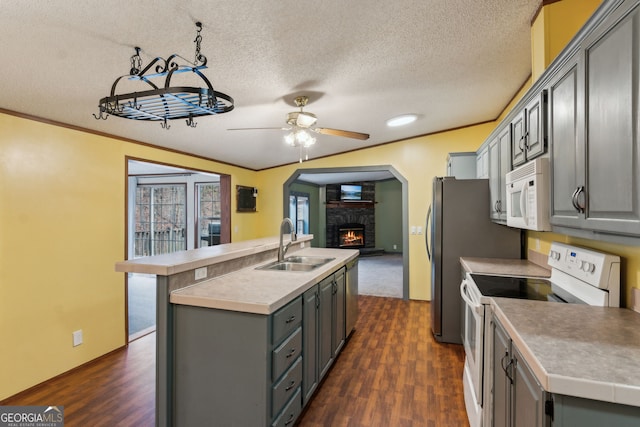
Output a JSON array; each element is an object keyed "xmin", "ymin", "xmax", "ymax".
[{"xmin": 325, "ymin": 182, "xmax": 375, "ymax": 249}]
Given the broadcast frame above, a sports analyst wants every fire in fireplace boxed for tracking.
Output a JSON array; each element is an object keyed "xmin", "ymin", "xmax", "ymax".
[{"xmin": 338, "ymin": 223, "xmax": 365, "ymax": 248}]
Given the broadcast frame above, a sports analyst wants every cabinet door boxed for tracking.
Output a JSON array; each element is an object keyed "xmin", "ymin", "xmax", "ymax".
[
  {"xmin": 302, "ymin": 286, "xmax": 318, "ymax": 406},
  {"xmin": 332, "ymin": 269, "xmax": 346, "ymax": 357},
  {"xmin": 318, "ymin": 276, "xmax": 334, "ymax": 379},
  {"xmin": 489, "ymin": 125, "xmax": 512, "ymax": 222},
  {"xmin": 492, "ymin": 319, "xmax": 511, "ymax": 427},
  {"xmin": 525, "ymin": 92, "xmax": 546, "ymax": 161},
  {"xmin": 511, "ymin": 111, "xmax": 526, "ymax": 167},
  {"xmin": 477, "ymin": 144, "xmax": 489, "ymax": 179},
  {"xmin": 548, "ymin": 53, "xmax": 584, "ymax": 227},
  {"xmin": 489, "ymin": 136, "xmax": 501, "ymax": 220},
  {"xmin": 582, "ymin": 4, "xmax": 640, "ymax": 235},
  {"xmin": 498, "ymin": 125, "xmax": 512, "ymax": 222},
  {"xmin": 512, "ymin": 345, "xmax": 549, "ymax": 427}
]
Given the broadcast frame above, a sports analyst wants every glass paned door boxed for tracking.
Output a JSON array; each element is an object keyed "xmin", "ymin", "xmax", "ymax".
[
  {"xmin": 134, "ymin": 185, "xmax": 186, "ymax": 256},
  {"xmin": 197, "ymin": 182, "xmax": 221, "ymax": 248}
]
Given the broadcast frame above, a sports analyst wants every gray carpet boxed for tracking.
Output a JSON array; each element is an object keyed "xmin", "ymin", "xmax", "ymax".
[{"xmin": 358, "ymin": 253, "xmax": 403, "ymax": 298}]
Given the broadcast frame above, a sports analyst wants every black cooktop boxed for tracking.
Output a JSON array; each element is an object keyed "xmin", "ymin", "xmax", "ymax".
[{"xmin": 469, "ymin": 274, "xmax": 567, "ymax": 302}]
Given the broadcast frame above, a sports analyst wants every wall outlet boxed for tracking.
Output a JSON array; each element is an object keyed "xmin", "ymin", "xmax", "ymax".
[
  {"xmin": 195, "ymin": 267, "xmax": 207, "ymax": 281},
  {"xmin": 393, "ymin": 244, "xmax": 397, "ymax": 250},
  {"xmin": 73, "ymin": 330, "xmax": 83, "ymax": 347}
]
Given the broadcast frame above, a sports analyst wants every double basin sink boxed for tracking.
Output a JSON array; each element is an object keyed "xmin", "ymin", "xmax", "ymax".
[{"xmin": 256, "ymin": 256, "xmax": 335, "ymax": 272}]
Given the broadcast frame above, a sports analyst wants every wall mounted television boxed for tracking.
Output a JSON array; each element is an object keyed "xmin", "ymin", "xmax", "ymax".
[{"xmin": 340, "ymin": 184, "xmax": 362, "ymax": 201}]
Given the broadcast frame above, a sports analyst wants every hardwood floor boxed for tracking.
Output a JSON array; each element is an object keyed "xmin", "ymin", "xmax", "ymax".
[
  {"xmin": 1, "ymin": 296, "xmax": 468, "ymax": 427},
  {"xmin": 298, "ymin": 296, "xmax": 468, "ymax": 427}
]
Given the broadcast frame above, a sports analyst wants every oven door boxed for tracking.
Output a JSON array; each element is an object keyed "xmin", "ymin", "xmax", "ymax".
[{"xmin": 460, "ymin": 278, "xmax": 484, "ymax": 405}]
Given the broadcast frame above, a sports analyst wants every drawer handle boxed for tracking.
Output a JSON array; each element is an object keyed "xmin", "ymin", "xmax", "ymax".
[
  {"xmin": 286, "ymin": 348, "xmax": 296, "ymax": 358},
  {"xmin": 285, "ymin": 315, "xmax": 296, "ymax": 324},
  {"xmin": 285, "ymin": 380, "xmax": 296, "ymax": 391},
  {"xmin": 285, "ymin": 413, "xmax": 295, "ymax": 426}
]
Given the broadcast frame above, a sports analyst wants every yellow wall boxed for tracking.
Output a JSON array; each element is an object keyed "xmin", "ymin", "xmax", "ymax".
[
  {"xmin": 257, "ymin": 123, "xmax": 496, "ymax": 301},
  {"xmin": 531, "ymin": 0, "xmax": 602, "ymax": 81},
  {"xmin": 0, "ymin": 112, "xmax": 260, "ymax": 400}
]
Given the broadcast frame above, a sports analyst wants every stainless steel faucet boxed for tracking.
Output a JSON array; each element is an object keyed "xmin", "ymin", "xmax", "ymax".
[{"xmin": 278, "ymin": 218, "xmax": 297, "ymax": 262}]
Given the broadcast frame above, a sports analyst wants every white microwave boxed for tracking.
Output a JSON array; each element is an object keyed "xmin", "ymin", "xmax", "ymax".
[{"xmin": 505, "ymin": 157, "xmax": 551, "ymax": 231}]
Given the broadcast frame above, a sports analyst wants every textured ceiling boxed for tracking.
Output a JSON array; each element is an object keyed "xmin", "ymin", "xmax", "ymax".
[{"xmin": 0, "ymin": 0, "xmax": 541, "ymax": 170}]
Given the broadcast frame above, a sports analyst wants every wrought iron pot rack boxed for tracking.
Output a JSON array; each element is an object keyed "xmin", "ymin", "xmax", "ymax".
[{"xmin": 94, "ymin": 22, "xmax": 233, "ymax": 129}]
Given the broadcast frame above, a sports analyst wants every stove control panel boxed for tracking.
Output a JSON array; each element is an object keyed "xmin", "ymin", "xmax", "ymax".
[{"xmin": 548, "ymin": 242, "xmax": 620, "ymax": 291}]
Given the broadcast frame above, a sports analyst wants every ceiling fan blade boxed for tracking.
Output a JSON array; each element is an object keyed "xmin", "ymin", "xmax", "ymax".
[
  {"xmin": 227, "ymin": 127, "xmax": 290, "ymax": 131},
  {"xmin": 313, "ymin": 127, "xmax": 370, "ymax": 140}
]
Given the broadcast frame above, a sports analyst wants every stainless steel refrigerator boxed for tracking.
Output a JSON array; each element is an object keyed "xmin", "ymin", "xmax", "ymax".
[{"xmin": 426, "ymin": 177, "xmax": 522, "ymax": 344}]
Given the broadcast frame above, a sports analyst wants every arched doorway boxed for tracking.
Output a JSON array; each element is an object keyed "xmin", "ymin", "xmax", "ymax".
[{"xmin": 283, "ymin": 165, "xmax": 409, "ymax": 300}]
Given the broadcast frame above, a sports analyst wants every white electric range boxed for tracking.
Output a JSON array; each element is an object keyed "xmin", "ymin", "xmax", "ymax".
[{"xmin": 460, "ymin": 242, "xmax": 621, "ymax": 427}]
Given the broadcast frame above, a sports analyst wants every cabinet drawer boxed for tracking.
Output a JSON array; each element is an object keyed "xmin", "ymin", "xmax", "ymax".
[
  {"xmin": 273, "ymin": 327, "xmax": 302, "ymax": 381},
  {"xmin": 271, "ymin": 387, "xmax": 301, "ymax": 427},
  {"xmin": 272, "ymin": 297, "xmax": 302, "ymax": 345},
  {"xmin": 272, "ymin": 356, "xmax": 302, "ymax": 416}
]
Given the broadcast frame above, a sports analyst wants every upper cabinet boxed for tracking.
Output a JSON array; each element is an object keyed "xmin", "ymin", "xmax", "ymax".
[
  {"xmin": 477, "ymin": 144, "xmax": 489, "ymax": 179},
  {"xmin": 511, "ymin": 92, "xmax": 547, "ymax": 167},
  {"xmin": 547, "ymin": 52, "xmax": 583, "ymax": 227},
  {"xmin": 488, "ymin": 125, "xmax": 512, "ymax": 222},
  {"xmin": 549, "ymin": 0, "xmax": 640, "ymax": 238}
]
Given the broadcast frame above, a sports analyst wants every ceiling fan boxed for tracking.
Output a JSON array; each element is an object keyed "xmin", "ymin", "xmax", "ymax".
[{"xmin": 228, "ymin": 95, "xmax": 370, "ymax": 141}]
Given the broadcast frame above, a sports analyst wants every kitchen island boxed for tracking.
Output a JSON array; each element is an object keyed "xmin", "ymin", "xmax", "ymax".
[{"xmin": 116, "ymin": 235, "xmax": 359, "ymax": 427}]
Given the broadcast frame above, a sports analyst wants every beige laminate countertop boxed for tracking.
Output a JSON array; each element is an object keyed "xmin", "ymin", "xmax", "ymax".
[
  {"xmin": 460, "ymin": 257, "xmax": 551, "ymax": 278},
  {"xmin": 492, "ymin": 297, "xmax": 640, "ymax": 407},
  {"xmin": 170, "ymin": 247, "xmax": 358, "ymax": 315},
  {"xmin": 115, "ymin": 235, "xmax": 313, "ymax": 276}
]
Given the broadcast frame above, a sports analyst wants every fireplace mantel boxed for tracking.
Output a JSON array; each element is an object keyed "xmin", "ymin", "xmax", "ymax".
[{"xmin": 326, "ymin": 200, "xmax": 376, "ymax": 209}]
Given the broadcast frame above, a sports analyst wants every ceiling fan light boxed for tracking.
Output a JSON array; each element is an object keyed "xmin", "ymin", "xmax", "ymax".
[
  {"xmin": 296, "ymin": 112, "xmax": 317, "ymax": 127},
  {"xmin": 284, "ymin": 132, "xmax": 296, "ymax": 145},
  {"xmin": 386, "ymin": 114, "xmax": 418, "ymax": 127}
]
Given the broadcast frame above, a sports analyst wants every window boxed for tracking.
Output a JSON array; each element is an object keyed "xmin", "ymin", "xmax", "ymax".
[
  {"xmin": 289, "ymin": 192, "xmax": 310, "ymax": 235},
  {"xmin": 197, "ymin": 182, "xmax": 221, "ymax": 248},
  {"xmin": 134, "ymin": 185, "xmax": 186, "ymax": 257}
]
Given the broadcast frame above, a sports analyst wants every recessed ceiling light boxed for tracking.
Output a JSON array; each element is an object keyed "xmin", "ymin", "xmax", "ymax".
[{"xmin": 386, "ymin": 114, "xmax": 418, "ymax": 127}]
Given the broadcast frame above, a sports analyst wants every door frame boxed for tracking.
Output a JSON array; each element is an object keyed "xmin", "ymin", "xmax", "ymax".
[{"xmin": 283, "ymin": 165, "xmax": 409, "ymax": 300}]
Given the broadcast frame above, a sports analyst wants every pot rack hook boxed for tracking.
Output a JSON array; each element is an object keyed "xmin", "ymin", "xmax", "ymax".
[
  {"xmin": 93, "ymin": 108, "xmax": 109, "ymax": 120},
  {"xmin": 130, "ymin": 47, "xmax": 142, "ymax": 75}
]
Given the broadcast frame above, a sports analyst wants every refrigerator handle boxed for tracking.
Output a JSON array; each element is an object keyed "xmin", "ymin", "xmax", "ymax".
[{"xmin": 425, "ymin": 205, "xmax": 432, "ymax": 261}]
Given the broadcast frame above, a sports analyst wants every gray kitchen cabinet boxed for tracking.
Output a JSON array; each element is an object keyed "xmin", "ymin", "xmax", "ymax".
[
  {"xmin": 549, "ymin": 0, "xmax": 640, "ymax": 238},
  {"xmin": 511, "ymin": 92, "xmax": 547, "ymax": 167},
  {"xmin": 302, "ymin": 285, "xmax": 319, "ymax": 405},
  {"xmin": 476, "ymin": 144, "xmax": 489, "ymax": 179},
  {"xmin": 492, "ymin": 317, "xmax": 511, "ymax": 427},
  {"xmin": 552, "ymin": 394, "xmax": 640, "ymax": 427},
  {"xmin": 489, "ymin": 124, "xmax": 512, "ymax": 222},
  {"xmin": 172, "ymin": 297, "xmax": 303, "ymax": 426},
  {"xmin": 332, "ymin": 267, "xmax": 346, "ymax": 357},
  {"xmin": 491, "ymin": 315, "xmax": 550, "ymax": 427},
  {"xmin": 447, "ymin": 152, "xmax": 477, "ymax": 178},
  {"xmin": 304, "ymin": 268, "xmax": 347, "ymax": 405},
  {"xmin": 547, "ymin": 52, "xmax": 583, "ymax": 227},
  {"xmin": 318, "ymin": 275, "xmax": 334, "ymax": 378}
]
